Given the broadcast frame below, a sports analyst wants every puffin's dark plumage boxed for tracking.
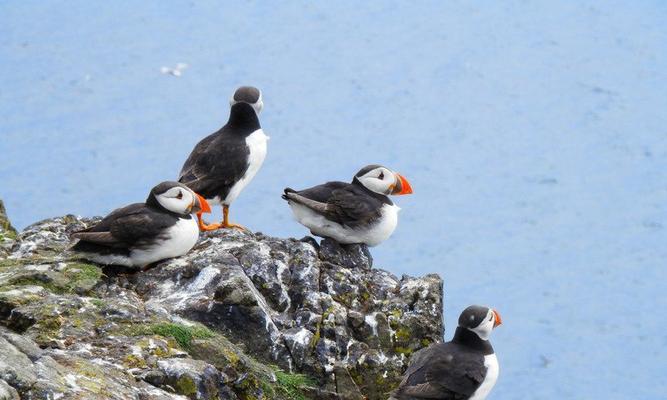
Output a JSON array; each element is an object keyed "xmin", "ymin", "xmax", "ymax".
[
  {"xmin": 282, "ymin": 165, "xmax": 412, "ymax": 246},
  {"xmin": 179, "ymin": 86, "xmax": 267, "ymax": 231},
  {"xmin": 232, "ymin": 86, "xmax": 261, "ymax": 103},
  {"xmin": 72, "ymin": 203, "xmax": 179, "ymax": 254},
  {"xmin": 71, "ymin": 181, "xmax": 209, "ymax": 268},
  {"xmin": 284, "ymin": 180, "xmax": 390, "ymax": 228},
  {"xmin": 179, "ymin": 102, "xmax": 260, "ymax": 200},
  {"xmin": 391, "ymin": 306, "xmax": 502, "ymax": 400}
]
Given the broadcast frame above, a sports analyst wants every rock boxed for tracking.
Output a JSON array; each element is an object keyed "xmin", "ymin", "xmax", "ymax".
[
  {"xmin": 156, "ymin": 358, "xmax": 223, "ymax": 399},
  {"xmin": 333, "ymin": 364, "xmax": 364, "ymax": 400},
  {"xmin": 0, "ymin": 212, "xmax": 444, "ymax": 399},
  {"xmin": 0, "ymin": 379, "xmax": 19, "ymax": 400},
  {"xmin": 0, "ymin": 331, "xmax": 37, "ymax": 393},
  {"xmin": 319, "ymin": 238, "xmax": 373, "ymax": 270},
  {"xmin": 0, "ymin": 326, "xmax": 185, "ymax": 400},
  {"xmin": 283, "ymin": 327, "xmax": 314, "ymax": 369},
  {"xmin": 0, "ymin": 200, "xmax": 17, "ymax": 257}
]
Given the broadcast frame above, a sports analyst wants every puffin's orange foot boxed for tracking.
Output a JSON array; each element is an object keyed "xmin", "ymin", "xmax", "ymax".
[
  {"xmin": 198, "ymin": 220, "xmax": 222, "ymax": 231},
  {"xmin": 221, "ymin": 222, "xmax": 248, "ymax": 231},
  {"xmin": 196, "ymin": 212, "xmax": 221, "ymax": 232}
]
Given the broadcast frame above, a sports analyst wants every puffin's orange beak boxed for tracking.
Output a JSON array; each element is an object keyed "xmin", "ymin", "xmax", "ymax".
[
  {"xmin": 493, "ymin": 309, "xmax": 502, "ymax": 328},
  {"xmin": 391, "ymin": 173, "xmax": 413, "ymax": 195},
  {"xmin": 191, "ymin": 193, "xmax": 211, "ymax": 214}
]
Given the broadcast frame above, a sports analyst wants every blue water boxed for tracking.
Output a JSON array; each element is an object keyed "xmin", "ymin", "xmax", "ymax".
[{"xmin": 1, "ymin": 1, "xmax": 666, "ymax": 398}]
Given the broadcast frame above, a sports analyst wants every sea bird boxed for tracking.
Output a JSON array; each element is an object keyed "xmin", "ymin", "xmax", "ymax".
[
  {"xmin": 71, "ymin": 181, "xmax": 210, "ymax": 267},
  {"xmin": 282, "ymin": 164, "xmax": 412, "ymax": 246},
  {"xmin": 179, "ymin": 86, "xmax": 267, "ymax": 231},
  {"xmin": 390, "ymin": 305, "xmax": 502, "ymax": 400}
]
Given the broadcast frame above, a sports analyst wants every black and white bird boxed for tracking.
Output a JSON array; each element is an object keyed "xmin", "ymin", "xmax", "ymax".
[
  {"xmin": 178, "ymin": 86, "xmax": 268, "ymax": 231},
  {"xmin": 71, "ymin": 181, "xmax": 210, "ymax": 268},
  {"xmin": 282, "ymin": 164, "xmax": 413, "ymax": 246},
  {"xmin": 390, "ymin": 305, "xmax": 502, "ymax": 400}
]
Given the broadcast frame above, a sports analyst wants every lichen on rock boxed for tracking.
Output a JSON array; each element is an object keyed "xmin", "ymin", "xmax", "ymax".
[{"xmin": 0, "ymin": 210, "xmax": 444, "ymax": 399}]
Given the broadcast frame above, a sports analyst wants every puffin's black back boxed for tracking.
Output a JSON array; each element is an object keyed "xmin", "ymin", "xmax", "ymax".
[
  {"xmin": 71, "ymin": 202, "xmax": 180, "ymax": 256},
  {"xmin": 178, "ymin": 102, "xmax": 261, "ymax": 200},
  {"xmin": 392, "ymin": 341, "xmax": 488, "ymax": 400},
  {"xmin": 392, "ymin": 307, "xmax": 496, "ymax": 400},
  {"xmin": 285, "ymin": 180, "xmax": 393, "ymax": 227}
]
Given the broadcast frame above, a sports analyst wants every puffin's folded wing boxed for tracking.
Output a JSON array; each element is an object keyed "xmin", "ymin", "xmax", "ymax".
[
  {"xmin": 73, "ymin": 206, "xmax": 170, "ymax": 249},
  {"xmin": 325, "ymin": 188, "xmax": 380, "ymax": 226},
  {"xmin": 424, "ymin": 352, "xmax": 486, "ymax": 397},
  {"xmin": 108, "ymin": 212, "xmax": 172, "ymax": 246},
  {"xmin": 283, "ymin": 192, "xmax": 329, "ymax": 214},
  {"xmin": 178, "ymin": 135, "xmax": 217, "ymax": 183},
  {"xmin": 70, "ymin": 231, "xmax": 126, "ymax": 247},
  {"xmin": 399, "ymin": 346, "xmax": 434, "ymax": 387},
  {"xmin": 393, "ymin": 382, "xmax": 453, "ymax": 399},
  {"xmin": 289, "ymin": 181, "xmax": 348, "ymax": 203},
  {"xmin": 284, "ymin": 183, "xmax": 380, "ymax": 227},
  {"xmin": 71, "ymin": 203, "xmax": 148, "ymax": 248},
  {"xmin": 392, "ymin": 346, "xmax": 452, "ymax": 400},
  {"xmin": 179, "ymin": 135, "xmax": 249, "ymax": 192}
]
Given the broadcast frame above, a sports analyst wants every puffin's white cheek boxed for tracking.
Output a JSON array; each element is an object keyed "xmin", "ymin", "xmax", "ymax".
[
  {"xmin": 157, "ymin": 197, "xmax": 187, "ymax": 214},
  {"xmin": 468, "ymin": 315, "xmax": 495, "ymax": 340},
  {"xmin": 360, "ymin": 177, "xmax": 390, "ymax": 194}
]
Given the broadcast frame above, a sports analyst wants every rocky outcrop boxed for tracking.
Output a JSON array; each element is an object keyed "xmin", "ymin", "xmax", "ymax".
[
  {"xmin": 0, "ymin": 200, "xmax": 17, "ymax": 257},
  {"xmin": 0, "ymin": 209, "xmax": 443, "ymax": 400}
]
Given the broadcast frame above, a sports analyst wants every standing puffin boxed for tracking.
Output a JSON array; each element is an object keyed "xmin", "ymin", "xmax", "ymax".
[
  {"xmin": 178, "ymin": 86, "xmax": 268, "ymax": 231},
  {"xmin": 71, "ymin": 181, "xmax": 211, "ymax": 268},
  {"xmin": 390, "ymin": 305, "xmax": 502, "ymax": 400},
  {"xmin": 282, "ymin": 164, "xmax": 413, "ymax": 246}
]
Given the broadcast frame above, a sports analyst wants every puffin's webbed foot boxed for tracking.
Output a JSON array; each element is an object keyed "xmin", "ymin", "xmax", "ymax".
[
  {"xmin": 221, "ymin": 205, "xmax": 248, "ymax": 231},
  {"xmin": 220, "ymin": 222, "xmax": 248, "ymax": 231},
  {"xmin": 197, "ymin": 213, "xmax": 222, "ymax": 231}
]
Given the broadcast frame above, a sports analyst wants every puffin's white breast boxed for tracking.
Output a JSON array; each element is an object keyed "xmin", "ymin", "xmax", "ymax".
[
  {"xmin": 130, "ymin": 217, "xmax": 199, "ymax": 266},
  {"xmin": 288, "ymin": 202, "xmax": 400, "ymax": 246},
  {"xmin": 221, "ymin": 129, "xmax": 268, "ymax": 205},
  {"xmin": 469, "ymin": 353, "xmax": 499, "ymax": 400}
]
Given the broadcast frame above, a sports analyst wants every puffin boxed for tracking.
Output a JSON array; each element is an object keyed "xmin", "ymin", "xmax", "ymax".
[
  {"xmin": 390, "ymin": 305, "xmax": 502, "ymax": 400},
  {"xmin": 71, "ymin": 181, "xmax": 211, "ymax": 268},
  {"xmin": 281, "ymin": 164, "xmax": 413, "ymax": 246},
  {"xmin": 178, "ymin": 86, "xmax": 268, "ymax": 231}
]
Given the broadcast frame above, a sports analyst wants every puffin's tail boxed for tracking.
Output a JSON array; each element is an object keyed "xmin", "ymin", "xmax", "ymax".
[{"xmin": 281, "ymin": 187, "xmax": 296, "ymax": 201}]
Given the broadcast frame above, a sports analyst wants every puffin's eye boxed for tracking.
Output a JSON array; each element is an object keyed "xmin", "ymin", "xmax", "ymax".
[
  {"xmin": 176, "ymin": 191, "xmax": 183, "ymax": 200},
  {"xmin": 489, "ymin": 314, "xmax": 494, "ymax": 321},
  {"xmin": 378, "ymin": 172, "xmax": 384, "ymax": 180}
]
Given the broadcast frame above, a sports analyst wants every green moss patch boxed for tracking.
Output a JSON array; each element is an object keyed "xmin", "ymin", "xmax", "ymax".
[
  {"xmin": 0, "ymin": 230, "xmax": 17, "ymax": 241},
  {"xmin": 90, "ymin": 298, "xmax": 106, "ymax": 308},
  {"xmin": 127, "ymin": 322, "xmax": 215, "ymax": 350},
  {"xmin": 273, "ymin": 370, "xmax": 316, "ymax": 400},
  {"xmin": 0, "ymin": 259, "xmax": 21, "ymax": 269},
  {"xmin": 5, "ymin": 262, "xmax": 102, "ymax": 295},
  {"xmin": 8, "ymin": 276, "xmax": 61, "ymax": 293},
  {"xmin": 174, "ymin": 375, "xmax": 198, "ymax": 396},
  {"xmin": 62, "ymin": 263, "xmax": 103, "ymax": 292}
]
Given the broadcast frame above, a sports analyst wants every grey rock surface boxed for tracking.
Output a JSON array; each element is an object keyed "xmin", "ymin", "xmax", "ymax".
[
  {"xmin": 0, "ymin": 213, "xmax": 444, "ymax": 399},
  {"xmin": 0, "ymin": 201, "xmax": 17, "ymax": 257}
]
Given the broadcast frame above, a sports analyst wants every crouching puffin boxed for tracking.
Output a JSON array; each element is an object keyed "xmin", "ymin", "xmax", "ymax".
[
  {"xmin": 71, "ymin": 181, "xmax": 211, "ymax": 268},
  {"xmin": 282, "ymin": 164, "xmax": 413, "ymax": 246},
  {"xmin": 391, "ymin": 305, "xmax": 502, "ymax": 400},
  {"xmin": 178, "ymin": 86, "xmax": 268, "ymax": 231}
]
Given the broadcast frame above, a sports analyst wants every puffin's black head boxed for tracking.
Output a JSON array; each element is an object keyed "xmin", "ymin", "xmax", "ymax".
[
  {"xmin": 458, "ymin": 305, "xmax": 502, "ymax": 340},
  {"xmin": 353, "ymin": 164, "xmax": 413, "ymax": 196},
  {"xmin": 146, "ymin": 181, "xmax": 211, "ymax": 216},
  {"xmin": 230, "ymin": 86, "xmax": 263, "ymax": 115}
]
